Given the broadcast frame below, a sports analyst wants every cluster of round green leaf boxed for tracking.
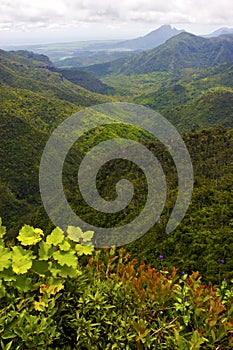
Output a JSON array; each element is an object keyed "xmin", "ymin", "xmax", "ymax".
[{"xmin": 0, "ymin": 218, "xmax": 94, "ymax": 302}]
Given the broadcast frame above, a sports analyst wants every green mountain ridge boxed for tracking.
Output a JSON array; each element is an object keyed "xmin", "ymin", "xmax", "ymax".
[
  {"xmin": 81, "ymin": 33, "xmax": 233, "ymax": 76},
  {"xmin": 166, "ymin": 87, "xmax": 233, "ymax": 130},
  {"xmin": 132, "ymin": 64, "xmax": 233, "ymax": 131},
  {"xmin": 0, "ymin": 50, "xmax": 112, "ymax": 106}
]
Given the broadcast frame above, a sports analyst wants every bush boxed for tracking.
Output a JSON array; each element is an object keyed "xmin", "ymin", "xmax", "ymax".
[{"xmin": 0, "ymin": 219, "xmax": 233, "ymax": 349}]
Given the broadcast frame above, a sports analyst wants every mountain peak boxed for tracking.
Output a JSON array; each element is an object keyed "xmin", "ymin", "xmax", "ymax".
[
  {"xmin": 114, "ymin": 24, "xmax": 184, "ymax": 50},
  {"xmin": 150, "ymin": 24, "xmax": 181, "ymax": 32}
]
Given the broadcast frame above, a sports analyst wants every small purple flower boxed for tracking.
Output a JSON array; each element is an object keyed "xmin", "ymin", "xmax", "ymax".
[
  {"xmin": 184, "ymin": 298, "xmax": 188, "ymax": 303},
  {"xmin": 223, "ymin": 278, "xmax": 227, "ymax": 282},
  {"xmin": 220, "ymin": 259, "xmax": 225, "ymax": 264},
  {"xmin": 182, "ymin": 271, "xmax": 187, "ymax": 275},
  {"xmin": 159, "ymin": 255, "xmax": 164, "ymax": 259}
]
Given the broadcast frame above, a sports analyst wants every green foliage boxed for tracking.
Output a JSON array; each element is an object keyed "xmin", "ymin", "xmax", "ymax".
[
  {"xmin": 11, "ymin": 246, "xmax": 35, "ymax": 275},
  {"xmin": 1, "ymin": 241, "xmax": 233, "ymax": 349},
  {"xmin": 17, "ymin": 225, "xmax": 43, "ymax": 246},
  {"xmin": 127, "ymin": 127, "xmax": 233, "ymax": 283},
  {"xmin": 0, "ymin": 222, "xmax": 93, "ymax": 300}
]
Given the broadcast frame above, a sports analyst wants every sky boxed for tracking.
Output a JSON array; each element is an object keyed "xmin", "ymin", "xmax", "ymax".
[{"xmin": 0, "ymin": 0, "xmax": 233, "ymax": 46}]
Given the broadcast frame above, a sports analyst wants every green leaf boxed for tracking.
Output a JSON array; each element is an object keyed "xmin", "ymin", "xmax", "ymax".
[
  {"xmin": 38, "ymin": 241, "xmax": 55, "ymax": 260},
  {"xmin": 12, "ymin": 246, "xmax": 35, "ymax": 274},
  {"xmin": 0, "ymin": 268, "xmax": 17, "ymax": 281},
  {"xmin": 34, "ymin": 301, "xmax": 47, "ymax": 312},
  {"xmin": 17, "ymin": 225, "xmax": 43, "ymax": 245},
  {"xmin": 32, "ymin": 260, "xmax": 50, "ymax": 277},
  {"xmin": 57, "ymin": 265, "xmax": 81, "ymax": 278},
  {"xmin": 46, "ymin": 227, "xmax": 64, "ymax": 245},
  {"xmin": 67, "ymin": 226, "xmax": 94, "ymax": 243},
  {"xmin": 58, "ymin": 239, "xmax": 71, "ymax": 251},
  {"xmin": 53, "ymin": 250, "xmax": 78, "ymax": 268},
  {"xmin": 75, "ymin": 244, "xmax": 94, "ymax": 256},
  {"xmin": 40, "ymin": 277, "xmax": 64, "ymax": 295},
  {"xmin": 14, "ymin": 275, "xmax": 32, "ymax": 292},
  {"xmin": 0, "ymin": 280, "xmax": 6, "ymax": 298},
  {"xmin": 190, "ymin": 330, "xmax": 207, "ymax": 349},
  {"xmin": 49, "ymin": 262, "xmax": 81, "ymax": 278},
  {"xmin": 0, "ymin": 218, "xmax": 6, "ymax": 239},
  {"xmin": 3, "ymin": 340, "xmax": 14, "ymax": 350},
  {"xmin": 0, "ymin": 246, "xmax": 12, "ymax": 271}
]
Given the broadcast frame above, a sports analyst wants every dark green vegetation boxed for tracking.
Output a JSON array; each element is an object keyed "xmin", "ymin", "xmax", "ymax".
[
  {"xmin": 0, "ymin": 34, "xmax": 233, "ymax": 348},
  {"xmin": 56, "ymin": 68, "xmax": 115, "ymax": 94},
  {"xmin": 132, "ymin": 64, "xmax": 233, "ymax": 131},
  {"xmin": 0, "ymin": 49, "xmax": 112, "ymax": 235},
  {"xmin": 0, "ymin": 45, "xmax": 232, "ymax": 279},
  {"xmin": 63, "ymin": 126, "xmax": 232, "ymax": 283}
]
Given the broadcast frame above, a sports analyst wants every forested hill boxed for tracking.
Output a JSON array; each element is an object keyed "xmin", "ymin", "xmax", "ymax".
[
  {"xmin": 132, "ymin": 62, "xmax": 233, "ymax": 131},
  {"xmin": 0, "ymin": 45, "xmax": 232, "ymax": 284},
  {"xmin": 0, "ymin": 49, "xmax": 112, "ymax": 106},
  {"xmin": 81, "ymin": 33, "xmax": 233, "ymax": 76}
]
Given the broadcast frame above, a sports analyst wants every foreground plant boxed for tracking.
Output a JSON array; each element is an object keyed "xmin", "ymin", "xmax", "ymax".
[{"xmin": 0, "ymin": 219, "xmax": 233, "ymax": 349}]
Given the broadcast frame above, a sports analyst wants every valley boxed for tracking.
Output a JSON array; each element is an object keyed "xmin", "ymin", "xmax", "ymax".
[{"xmin": 0, "ymin": 23, "xmax": 233, "ymax": 348}]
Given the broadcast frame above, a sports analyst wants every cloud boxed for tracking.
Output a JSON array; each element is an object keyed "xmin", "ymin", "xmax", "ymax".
[
  {"xmin": 0, "ymin": 0, "xmax": 232, "ymax": 41},
  {"xmin": 1, "ymin": 0, "xmax": 232, "ymax": 27}
]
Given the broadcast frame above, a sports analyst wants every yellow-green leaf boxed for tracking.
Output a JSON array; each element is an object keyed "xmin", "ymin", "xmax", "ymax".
[
  {"xmin": 0, "ymin": 247, "xmax": 11, "ymax": 271},
  {"xmin": 75, "ymin": 244, "xmax": 94, "ymax": 256},
  {"xmin": 12, "ymin": 246, "xmax": 34, "ymax": 274},
  {"xmin": 46, "ymin": 227, "xmax": 64, "ymax": 245},
  {"xmin": 53, "ymin": 250, "xmax": 77, "ymax": 268},
  {"xmin": 17, "ymin": 225, "xmax": 43, "ymax": 245},
  {"xmin": 38, "ymin": 241, "xmax": 55, "ymax": 260}
]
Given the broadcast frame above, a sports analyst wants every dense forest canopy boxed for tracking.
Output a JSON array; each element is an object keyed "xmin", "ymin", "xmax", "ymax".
[{"xmin": 0, "ymin": 28, "xmax": 233, "ymax": 348}]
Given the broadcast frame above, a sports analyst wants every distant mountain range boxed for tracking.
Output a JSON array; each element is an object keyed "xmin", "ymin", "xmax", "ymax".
[
  {"xmin": 3, "ymin": 25, "xmax": 233, "ymax": 70},
  {"xmin": 54, "ymin": 25, "xmax": 184, "ymax": 68},
  {"xmin": 204, "ymin": 27, "xmax": 233, "ymax": 38},
  {"xmin": 82, "ymin": 32, "xmax": 233, "ymax": 76},
  {"xmin": 52, "ymin": 25, "xmax": 233, "ymax": 69}
]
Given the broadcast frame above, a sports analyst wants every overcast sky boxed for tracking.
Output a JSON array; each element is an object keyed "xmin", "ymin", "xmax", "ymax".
[{"xmin": 0, "ymin": 0, "xmax": 233, "ymax": 46}]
